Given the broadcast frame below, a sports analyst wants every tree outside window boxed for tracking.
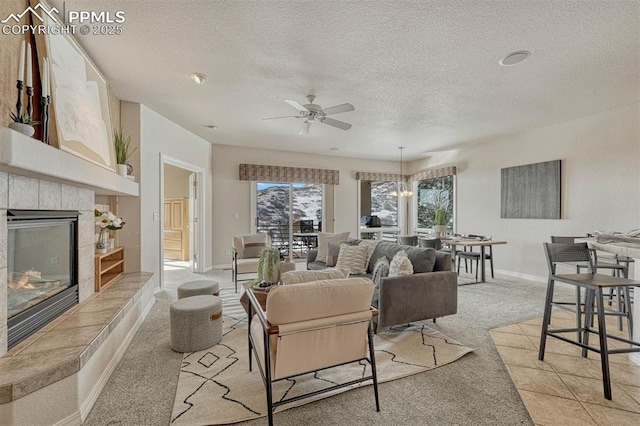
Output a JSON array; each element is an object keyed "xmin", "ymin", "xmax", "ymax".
[{"xmin": 417, "ymin": 176, "xmax": 454, "ymax": 229}]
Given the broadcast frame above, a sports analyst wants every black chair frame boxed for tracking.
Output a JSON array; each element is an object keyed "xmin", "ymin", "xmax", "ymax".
[
  {"xmin": 539, "ymin": 243, "xmax": 640, "ymax": 400},
  {"xmin": 246, "ymin": 289, "xmax": 380, "ymax": 426}
]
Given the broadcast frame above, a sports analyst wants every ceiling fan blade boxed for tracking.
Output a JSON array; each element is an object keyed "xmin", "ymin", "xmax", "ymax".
[
  {"xmin": 298, "ymin": 121, "xmax": 311, "ymax": 135},
  {"xmin": 321, "ymin": 103, "xmax": 355, "ymax": 116},
  {"xmin": 321, "ymin": 117, "xmax": 352, "ymax": 130},
  {"xmin": 284, "ymin": 99, "xmax": 309, "ymax": 112},
  {"xmin": 262, "ymin": 115, "xmax": 299, "ymax": 120}
]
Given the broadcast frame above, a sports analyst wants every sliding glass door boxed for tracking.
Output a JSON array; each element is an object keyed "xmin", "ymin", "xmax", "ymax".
[{"xmin": 255, "ymin": 182, "xmax": 323, "ymax": 259}]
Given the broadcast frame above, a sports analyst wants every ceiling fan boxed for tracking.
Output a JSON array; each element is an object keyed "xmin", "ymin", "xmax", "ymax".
[{"xmin": 263, "ymin": 95, "xmax": 355, "ymax": 135}]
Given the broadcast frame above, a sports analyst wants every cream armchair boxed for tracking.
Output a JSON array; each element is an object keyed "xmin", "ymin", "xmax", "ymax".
[
  {"xmin": 232, "ymin": 233, "xmax": 272, "ymax": 292},
  {"xmin": 246, "ymin": 277, "xmax": 380, "ymax": 426}
]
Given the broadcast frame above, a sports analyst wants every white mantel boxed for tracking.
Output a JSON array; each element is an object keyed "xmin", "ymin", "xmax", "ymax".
[{"xmin": 0, "ymin": 127, "xmax": 138, "ymax": 197}]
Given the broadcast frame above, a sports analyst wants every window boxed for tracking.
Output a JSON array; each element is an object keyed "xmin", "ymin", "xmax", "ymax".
[
  {"xmin": 360, "ymin": 181, "xmax": 398, "ymax": 226},
  {"xmin": 255, "ymin": 182, "xmax": 323, "ymax": 257},
  {"xmin": 416, "ymin": 175, "xmax": 454, "ymax": 229}
]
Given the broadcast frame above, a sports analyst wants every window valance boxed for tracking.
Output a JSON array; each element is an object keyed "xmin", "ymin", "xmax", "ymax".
[
  {"xmin": 239, "ymin": 164, "xmax": 340, "ymax": 185},
  {"xmin": 409, "ymin": 166, "xmax": 456, "ymax": 182},
  {"xmin": 355, "ymin": 172, "xmax": 408, "ymax": 182}
]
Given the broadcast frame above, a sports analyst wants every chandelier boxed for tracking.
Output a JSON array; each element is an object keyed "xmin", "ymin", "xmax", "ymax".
[{"xmin": 390, "ymin": 147, "xmax": 413, "ymax": 197}]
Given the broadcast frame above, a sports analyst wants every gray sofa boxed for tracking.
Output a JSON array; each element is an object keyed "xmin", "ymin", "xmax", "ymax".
[{"xmin": 307, "ymin": 240, "xmax": 457, "ymax": 330}]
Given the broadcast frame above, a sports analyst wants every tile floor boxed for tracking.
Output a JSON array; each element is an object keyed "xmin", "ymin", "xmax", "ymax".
[{"xmin": 491, "ymin": 310, "xmax": 640, "ymax": 425}]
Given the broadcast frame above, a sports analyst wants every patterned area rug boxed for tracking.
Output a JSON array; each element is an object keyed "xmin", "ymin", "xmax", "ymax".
[{"xmin": 170, "ymin": 292, "xmax": 474, "ymax": 425}]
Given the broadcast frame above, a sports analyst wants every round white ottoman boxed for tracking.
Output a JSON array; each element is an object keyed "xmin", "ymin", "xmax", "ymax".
[
  {"xmin": 177, "ymin": 279, "xmax": 220, "ymax": 299},
  {"xmin": 170, "ymin": 295, "xmax": 223, "ymax": 352}
]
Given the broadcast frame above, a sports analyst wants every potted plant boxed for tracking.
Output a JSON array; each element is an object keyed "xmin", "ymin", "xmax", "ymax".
[
  {"xmin": 257, "ymin": 247, "xmax": 281, "ymax": 286},
  {"xmin": 95, "ymin": 209, "xmax": 125, "ymax": 253},
  {"xmin": 9, "ymin": 111, "xmax": 39, "ymax": 137},
  {"xmin": 433, "ymin": 190, "xmax": 449, "ymax": 238},
  {"xmin": 114, "ymin": 128, "xmax": 136, "ymax": 176}
]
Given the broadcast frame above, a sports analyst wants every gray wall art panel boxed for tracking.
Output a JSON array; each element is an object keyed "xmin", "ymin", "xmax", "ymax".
[{"xmin": 500, "ymin": 160, "xmax": 561, "ymax": 219}]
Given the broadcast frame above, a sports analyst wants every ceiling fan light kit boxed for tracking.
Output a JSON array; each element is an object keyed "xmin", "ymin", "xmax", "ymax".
[
  {"xmin": 391, "ymin": 147, "xmax": 413, "ymax": 198},
  {"xmin": 264, "ymin": 95, "xmax": 354, "ymax": 135}
]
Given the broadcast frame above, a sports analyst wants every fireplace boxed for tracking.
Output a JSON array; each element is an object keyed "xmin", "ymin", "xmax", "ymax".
[{"xmin": 6, "ymin": 210, "xmax": 79, "ymax": 349}]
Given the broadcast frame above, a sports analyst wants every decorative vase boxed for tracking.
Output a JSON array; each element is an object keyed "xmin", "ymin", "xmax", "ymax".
[
  {"xmin": 96, "ymin": 229, "xmax": 109, "ymax": 253},
  {"xmin": 258, "ymin": 248, "xmax": 281, "ymax": 285},
  {"xmin": 9, "ymin": 122, "xmax": 35, "ymax": 137},
  {"xmin": 434, "ymin": 225, "xmax": 447, "ymax": 238},
  {"xmin": 116, "ymin": 164, "xmax": 128, "ymax": 176}
]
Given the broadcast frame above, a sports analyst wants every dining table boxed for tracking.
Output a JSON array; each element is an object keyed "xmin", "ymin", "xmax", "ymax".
[{"xmin": 441, "ymin": 237, "xmax": 508, "ymax": 283}]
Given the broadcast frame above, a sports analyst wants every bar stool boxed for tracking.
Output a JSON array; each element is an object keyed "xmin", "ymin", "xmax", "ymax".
[{"xmin": 539, "ymin": 242, "xmax": 640, "ymax": 400}]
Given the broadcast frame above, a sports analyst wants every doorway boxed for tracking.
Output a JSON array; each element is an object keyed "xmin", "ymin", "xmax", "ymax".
[{"xmin": 160, "ymin": 155, "xmax": 206, "ymax": 288}]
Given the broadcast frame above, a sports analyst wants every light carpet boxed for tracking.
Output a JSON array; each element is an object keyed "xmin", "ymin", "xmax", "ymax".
[{"xmin": 170, "ymin": 296, "xmax": 474, "ymax": 425}]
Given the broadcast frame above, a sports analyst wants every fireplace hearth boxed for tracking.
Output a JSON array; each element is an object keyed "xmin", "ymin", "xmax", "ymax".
[{"xmin": 6, "ymin": 210, "xmax": 79, "ymax": 349}]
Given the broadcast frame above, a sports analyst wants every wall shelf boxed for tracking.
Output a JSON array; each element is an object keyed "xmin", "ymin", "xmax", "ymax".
[{"xmin": 0, "ymin": 127, "xmax": 139, "ymax": 196}]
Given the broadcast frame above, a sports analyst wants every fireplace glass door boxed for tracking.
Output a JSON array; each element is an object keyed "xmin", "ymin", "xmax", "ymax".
[{"xmin": 7, "ymin": 218, "xmax": 76, "ymax": 320}]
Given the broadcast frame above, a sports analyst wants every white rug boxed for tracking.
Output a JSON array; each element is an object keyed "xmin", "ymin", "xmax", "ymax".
[{"xmin": 170, "ymin": 292, "xmax": 474, "ymax": 425}]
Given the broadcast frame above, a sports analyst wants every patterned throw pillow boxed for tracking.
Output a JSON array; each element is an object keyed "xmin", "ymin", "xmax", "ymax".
[
  {"xmin": 358, "ymin": 239, "xmax": 380, "ymax": 271},
  {"xmin": 241, "ymin": 235, "xmax": 267, "ymax": 258},
  {"xmin": 325, "ymin": 242, "xmax": 342, "ymax": 267},
  {"xmin": 371, "ymin": 256, "xmax": 390, "ymax": 307},
  {"xmin": 389, "ymin": 250, "xmax": 414, "ymax": 277},
  {"xmin": 316, "ymin": 232, "xmax": 350, "ymax": 263},
  {"xmin": 335, "ymin": 243, "xmax": 369, "ymax": 275}
]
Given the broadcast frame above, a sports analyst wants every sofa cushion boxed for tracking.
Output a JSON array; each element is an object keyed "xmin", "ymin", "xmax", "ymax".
[
  {"xmin": 335, "ymin": 243, "xmax": 369, "ymax": 275},
  {"xmin": 307, "ymin": 261, "xmax": 330, "ymax": 271},
  {"xmin": 281, "ymin": 268, "xmax": 349, "ymax": 285},
  {"xmin": 358, "ymin": 239, "xmax": 379, "ymax": 271},
  {"xmin": 326, "ymin": 242, "xmax": 342, "ymax": 267},
  {"xmin": 369, "ymin": 241, "xmax": 436, "ymax": 274},
  {"xmin": 316, "ymin": 232, "xmax": 350, "ymax": 263}
]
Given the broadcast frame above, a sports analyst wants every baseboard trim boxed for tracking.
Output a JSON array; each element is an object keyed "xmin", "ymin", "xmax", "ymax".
[
  {"xmin": 495, "ymin": 269, "xmax": 546, "ymax": 284},
  {"xmin": 77, "ymin": 294, "xmax": 156, "ymax": 423},
  {"xmin": 55, "ymin": 411, "xmax": 82, "ymax": 426}
]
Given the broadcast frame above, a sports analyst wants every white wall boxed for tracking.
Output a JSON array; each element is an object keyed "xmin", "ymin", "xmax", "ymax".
[
  {"xmin": 211, "ymin": 145, "xmax": 401, "ymax": 265},
  {"xmin": 164, "ymin": 164, "xmax": 191, "ymax": 198},
  {"xmin": 409, "ymin": 103, "xmax": 640, "ymax": 280},
  {"xmin": 121, "ymin": 103, "xmax": 214, "ymax": 281}
]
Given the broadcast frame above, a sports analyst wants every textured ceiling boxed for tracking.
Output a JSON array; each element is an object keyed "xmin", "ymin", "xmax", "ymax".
[{"xmin": 49, "ymin": 0, "xmax": 639, "ymax": 160}]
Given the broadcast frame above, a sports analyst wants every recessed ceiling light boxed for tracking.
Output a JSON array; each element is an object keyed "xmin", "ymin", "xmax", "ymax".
[
  {"xmin": 330, "ymin": 147, "xmax": 340, "ymax": 151},
  {"xmin": 188, "ymin": 72, "xmax": 208, "ymax": 84},
  {"xmin": 203, "ymin": 125, "xmax": 217, "ymax": 129},
  {"xmin": 499, "ymin": 50, "xmax": 530, "ymax": 66}
]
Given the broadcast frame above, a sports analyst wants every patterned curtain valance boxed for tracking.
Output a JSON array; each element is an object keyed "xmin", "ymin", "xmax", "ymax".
[
  {"xmin": 409, "ymin": 166, "xmax": 457, "ymax": 182},
  {"xmin": 355, "ymin": 172, "xmax": 408, "ymax": 182},
  {"xmin": 239, "ymin": 164, "xmax": 339, "ymax": 185}
]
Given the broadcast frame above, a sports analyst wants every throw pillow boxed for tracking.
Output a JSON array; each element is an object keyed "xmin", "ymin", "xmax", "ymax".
[
  {"xmin": 326, "ymin": 242, "xmax": 342, "ymax": 267},
  {"xmin": 358, "ymin": 239, "xmax": 380, "ymax": 272},
  {"xmin": 241, "ymin": 234, "xmax": 267, "ymax": 258},
  {"xmin": 281, "ymin": 268, "xmax": 349, "ymax": 285},
  {"xmin": 316, "ymin": 232, "xmax": 350, "ymax": 263},
  {"xmin": 335, "ymin": 243, "xmax": 369, "ymax": 275},
  {"xmin": 389, "ymin": 250, "xmax": 414, "ymax": 277},
  {"xmin": 370, "ymin": 256, "xmax": 390, "ymax": 308}
]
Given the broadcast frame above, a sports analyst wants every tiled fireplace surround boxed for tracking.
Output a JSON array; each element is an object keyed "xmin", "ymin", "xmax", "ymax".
[{"xmin": 0, "ymin": 171, "xmax": 96, "ymax": 357}]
